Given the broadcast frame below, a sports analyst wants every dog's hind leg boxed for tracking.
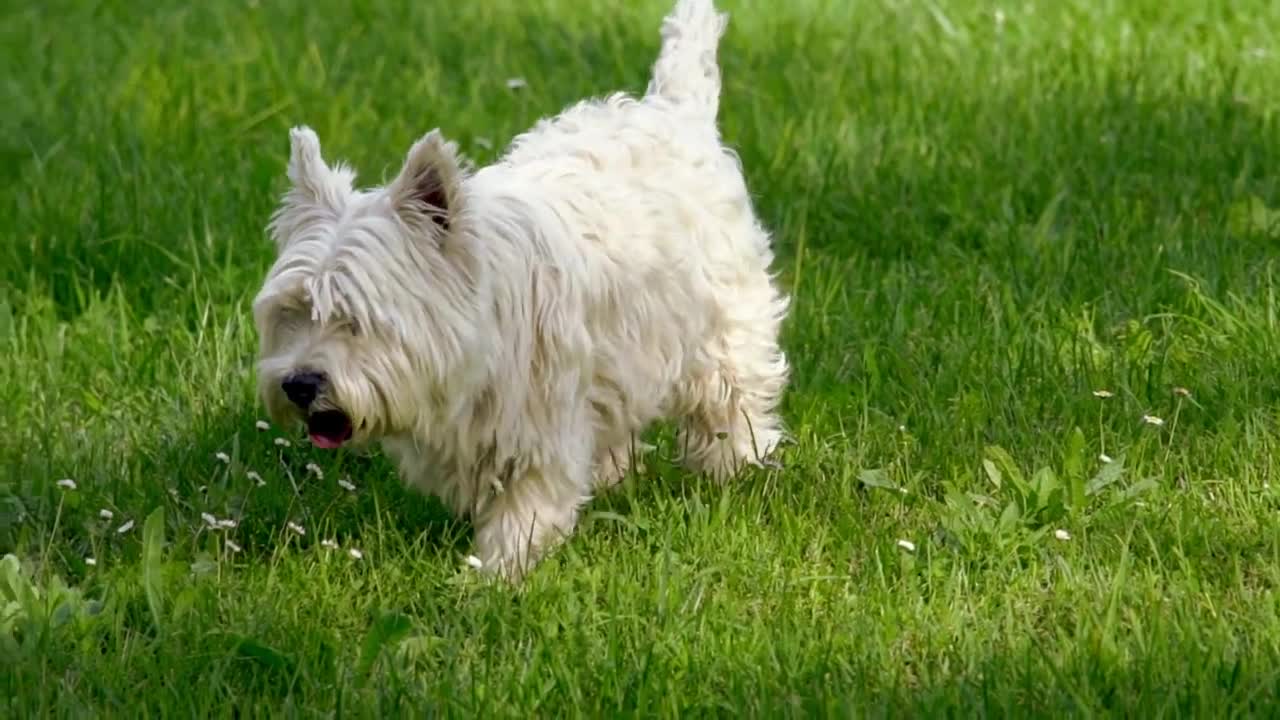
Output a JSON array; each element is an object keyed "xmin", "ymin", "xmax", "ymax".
[{"xmin": 677, "ymin": 273, "xmax": 789, "ymax": 481}]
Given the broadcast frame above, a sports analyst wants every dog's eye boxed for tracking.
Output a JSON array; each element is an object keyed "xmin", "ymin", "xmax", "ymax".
[{"xmin": 276, "ymin": 307, "xmax": 307, "ymax": 330}]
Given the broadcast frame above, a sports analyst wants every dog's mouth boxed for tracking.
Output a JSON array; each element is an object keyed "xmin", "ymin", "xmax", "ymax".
[{"xmin": 307, "ymin": 410, "xmax": 353, "ymax": 449}]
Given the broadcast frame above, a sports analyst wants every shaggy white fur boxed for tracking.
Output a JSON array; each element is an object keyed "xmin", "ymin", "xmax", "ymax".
[{"xmin": 253, "ymin": 0, "xmax": 789, "ymax": 579}]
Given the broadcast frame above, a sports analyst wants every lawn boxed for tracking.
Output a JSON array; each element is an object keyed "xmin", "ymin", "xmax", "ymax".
[{"xmin": 4, "ymin": 0, "xmax": 1280, "ymax": 714}]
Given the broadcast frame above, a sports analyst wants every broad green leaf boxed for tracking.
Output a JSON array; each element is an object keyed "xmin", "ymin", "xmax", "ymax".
[
  {"xmin": 1086, "ymin": 455, "xmax": 1126, "ymax": 496},
  {"xmin": 998, "ymin": 501, "xmax": 1022, "ymax": 533},
  {"xmin": 141, "ymin": 506, "xmax": 166, "ymax": 632},
  {"xmin": 232, "ymin": 634, "xmax": 296, "ymax": 673},
  {"xmin": 190, "ymin": 555, "xmax": 217, "ymax": 577},
  {"xmin": 982, "ymin": 459, "xmax": 1002, "ymax": 489},
  {"xmin": 1033, "ymin": 466, "xmax": 1060, "ymax": 500},
  {"xmin": 1064, "ymin": 427, "xmax": 1087, "ymax": 511},
  {"xmin": 356, "ymin": 610, "xmax": 415, "ymax": 684},
  {"xmin": 858, "ymin": 468, "xmax": 899, "ymax": 491},
  {"xmin": 985, "ymin": 446, "xmax": 1029, "ymax": 497},
  {"xmin": 1119, "ymin": 478, "xmax": 1159, "ymax": 501}
]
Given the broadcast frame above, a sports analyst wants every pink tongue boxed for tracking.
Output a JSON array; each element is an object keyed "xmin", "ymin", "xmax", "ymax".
[{"xmin": 309, "ymin": 433, "xmax": 345, "ymax": 449}]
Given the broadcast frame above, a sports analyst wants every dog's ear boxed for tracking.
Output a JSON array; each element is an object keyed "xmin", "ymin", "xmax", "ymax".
[
  {"xmin": 269, "ymin": 127, "xmax": 354, "ymax": 252},
  {"xmin": 388, "ymin": 129, "xmax": 465, "ymax": 232},
  {"xmin": 285, "ymin": 126, "xmax": 352, "ymax": 207}
]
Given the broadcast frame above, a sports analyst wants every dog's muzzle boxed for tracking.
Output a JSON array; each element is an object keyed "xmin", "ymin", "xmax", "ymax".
[
  {"xmin": 282, "ymin": 370, "xmax": 326, "ymax": 410},
  {"xmin": 307, "ymin": 409, "xmax": 353, "ymax": 449},
  {"xmin": 281, "ymin": 370, "xmax": 353, "ymax": 449}
]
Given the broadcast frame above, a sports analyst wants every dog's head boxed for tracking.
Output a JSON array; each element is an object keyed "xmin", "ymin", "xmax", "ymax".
[{"xmin": 253, "ymin": 126, "xmax": 475, "ymax": 448}]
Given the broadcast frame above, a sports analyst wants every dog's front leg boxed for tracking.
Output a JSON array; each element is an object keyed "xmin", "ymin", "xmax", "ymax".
[{"xmin": 472, "ymin": 440, "xmax": 592, "ymax": 581}]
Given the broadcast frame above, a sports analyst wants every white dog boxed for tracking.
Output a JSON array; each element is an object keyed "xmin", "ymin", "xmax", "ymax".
[{"xmin": 253, "ymin": 0, "xmax": 789, "ymax": 579}]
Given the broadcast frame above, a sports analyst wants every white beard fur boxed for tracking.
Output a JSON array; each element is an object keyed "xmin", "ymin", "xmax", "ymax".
[{"xmin": 253, "ymin": 0, "xmax": 789, "ymax": 580}]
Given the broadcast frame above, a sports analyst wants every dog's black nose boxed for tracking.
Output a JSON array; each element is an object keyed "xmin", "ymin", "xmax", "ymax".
[{"xmin": 282, "ymin": 371, "xmax": 325, "ymax": 409}]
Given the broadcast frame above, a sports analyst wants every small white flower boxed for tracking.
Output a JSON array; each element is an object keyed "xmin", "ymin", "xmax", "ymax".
[
  {"xmin": 287, "ymin": 521, "xmax": 306, "ymax": 536},
  {"xmin": 215, "ymin": 452, "xmax": 231, "ymax": 464},
  {"xmin": 201, "ymin": 512, "xmax": 219, "ymax": 527},
  {"xmin": 256, "ymin": 420, "xmax": 271, "ymax": 431},
  {"xmin": 1053, "ymin": 529, "xmax": 1071, "ymax": 541},
  {"xmin": 348, "ymin": 548, "xmax": 364, "ymax": 560},
  {"xmin": 1099, "ymin": 453, "xmax": 1113, "ymax": 464},
  {"xmin": 993, "ymin": 9, "xmax": 1006, "ymax": 26},
  {"xmin": 896, "ymin": 539, "xmax": 916, "ymax": 553},
  {"xmin": 99, "ymin": 508, "xmax": 114, "ymax": 520},
  {"xmin": 56, "ymin": 478, "xmax": 77, "ymax": 490},
  {"xmin": 321, "ymin": 539, "xmax": 339, "ymax": 550},
  {"xmin": 274, "ymin": 438, "xmax": 291, "ymax": 448},
  {"xmin": 1141, "ymin": 414, "xmax": 1165, "ymax": 427},
  {"xmin": 85, "ymin": 557, "xmax": 97, "ymax": 566},
  {"xmin": 1173, "ymin": 387, "xmax": 1191, "ymax": 398},
  {"xmin": 465, "ymin": 555, "xmax": 484, "ymax": 569},
  {"xmin": 167, "ymin": 488, "xmax": 180, "ymax": 499},
  {"xmin": 217, "ymin": 518, "xmax": 238, "ymax": 529},
  {"xmin": 306, "ymin": 462, "xmax": 323, "ymax": 479},
  {"xmin": 117, "ymin": 520, "xmax": 135, "ymax": 534},
  {"xmin": 505, "ymin": 77, "xmax": 527, "ymax": 90},
  {"xmin": 225, "ymin": 539, "xmax": 242, "ymax": 553},
  {"xmin": 247, "ymin": 470, "xmax": 265, "ymax": 486},
  {"xmin": 1092, "ymin": 390, "xmax": 1114, "ymax": 399},
  {"xmin": 338, "ymin": 478, "xmax": 356, "ymax": 492}
]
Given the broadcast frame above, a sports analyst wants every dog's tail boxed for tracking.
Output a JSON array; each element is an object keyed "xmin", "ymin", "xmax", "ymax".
[{"xmin": 646, "ymin": 0, "xmax": 728, "ymax": 121}]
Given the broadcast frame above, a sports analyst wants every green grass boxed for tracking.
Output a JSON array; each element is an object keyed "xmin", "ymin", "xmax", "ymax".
[{"xmin": 4, "ymin": 0, "xmax": 1280, "ymax": 714}]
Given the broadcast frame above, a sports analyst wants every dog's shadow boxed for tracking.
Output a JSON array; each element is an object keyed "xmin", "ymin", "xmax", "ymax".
[
  {"xmin": 117, "ymin": 408, "xmax": 738, "ymax": 562},
  {"xmin": 100, "ymin": 405, "xmax": 468, "ymax": 565},
  {"xmin": 150, "ymin": 407, "xmax": 770, "ymax": 566}
]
